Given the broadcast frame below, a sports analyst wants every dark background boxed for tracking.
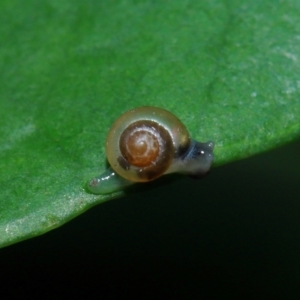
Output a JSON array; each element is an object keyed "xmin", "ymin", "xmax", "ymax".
[{"xmin": 1, "ymin": 140, "xmax": 300, "ymax": 299}]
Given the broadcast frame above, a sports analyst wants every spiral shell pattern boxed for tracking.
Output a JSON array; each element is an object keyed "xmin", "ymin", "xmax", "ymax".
[{"xmin": 106, "ymin": 106, "xmax": 191, "ymax": 182}]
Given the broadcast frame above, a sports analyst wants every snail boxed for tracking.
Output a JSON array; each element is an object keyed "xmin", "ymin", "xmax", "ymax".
[{"xmin": 87, "ymin": 106, "xmax": 214, "ymax": 194}]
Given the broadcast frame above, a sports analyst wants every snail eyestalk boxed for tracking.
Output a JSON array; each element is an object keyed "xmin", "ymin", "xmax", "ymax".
[{"xmin": 166, "ymin": 140, "xmax": 214, "ymax": 177}]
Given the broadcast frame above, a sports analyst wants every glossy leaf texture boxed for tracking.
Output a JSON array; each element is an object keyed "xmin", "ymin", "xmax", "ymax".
[{"xmin": 0, "ymin": 0, "xmax": 300, "ymax": 248}]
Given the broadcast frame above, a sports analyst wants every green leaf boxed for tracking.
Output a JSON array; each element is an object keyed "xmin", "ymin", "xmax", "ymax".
[{"xmin": 1, "ymin": 0, "xmax": 300, "ymax": 248}]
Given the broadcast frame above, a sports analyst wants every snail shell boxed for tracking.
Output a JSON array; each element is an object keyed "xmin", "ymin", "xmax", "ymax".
[
  {"xmin": 106, "ymin": 106, "xmax": 191, "ymax": 182},
  {"xmin": 88, "ymin": 106, "xmax": 214, "ymax": 194}
]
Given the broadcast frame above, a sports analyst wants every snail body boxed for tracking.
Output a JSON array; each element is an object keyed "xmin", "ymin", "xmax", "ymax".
[{"xmin": 88, "ymin": 106, "xmax": 214, "ymax": 194}]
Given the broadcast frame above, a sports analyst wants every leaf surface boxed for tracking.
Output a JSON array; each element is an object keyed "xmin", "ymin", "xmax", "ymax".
[{"xmin": 1, "ymin": 0, "xmax": 300, "ymax": 247}]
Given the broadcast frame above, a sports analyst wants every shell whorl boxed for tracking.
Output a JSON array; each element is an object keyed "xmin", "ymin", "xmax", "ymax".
[{"xmin": 106, "ymin": 106, "xmax": 191, "ymax": 182}]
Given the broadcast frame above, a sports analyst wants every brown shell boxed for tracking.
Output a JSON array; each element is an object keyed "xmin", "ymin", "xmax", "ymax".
[{"xmin": 106, "ymin": 106, "xmax": 190, "ymax": 182}]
